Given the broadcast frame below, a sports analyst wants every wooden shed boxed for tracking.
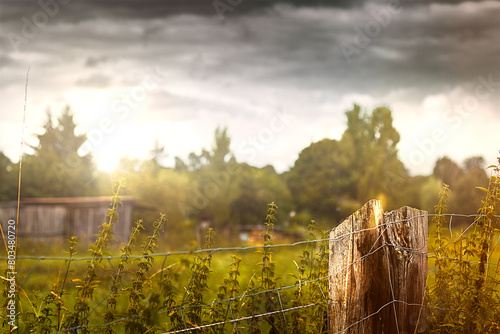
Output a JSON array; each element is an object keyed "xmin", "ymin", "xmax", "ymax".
[{"xmin": 0, "ymin": 196, "xmax": 148, "ymax": 243}]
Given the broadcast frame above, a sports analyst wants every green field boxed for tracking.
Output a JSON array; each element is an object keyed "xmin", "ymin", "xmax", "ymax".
[{"xmin": 2, "ymin": 180, "xmax": 499, "ymax": 333}]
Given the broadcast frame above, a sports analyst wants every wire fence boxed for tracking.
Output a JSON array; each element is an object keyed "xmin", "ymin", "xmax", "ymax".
[{"xmin": 1, "ymin": 212, "xmax": 499, "ymax": 333}]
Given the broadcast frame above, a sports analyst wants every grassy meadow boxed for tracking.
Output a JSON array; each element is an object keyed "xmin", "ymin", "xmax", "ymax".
[{"xmin": 1, "ymin": 165, "xmax": 499, "ymax": 333}]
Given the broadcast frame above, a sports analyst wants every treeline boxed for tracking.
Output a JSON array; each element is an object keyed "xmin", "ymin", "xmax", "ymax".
[{"xmin": 0, "ymin": 104, "xmax": 490, "ymax": 243}]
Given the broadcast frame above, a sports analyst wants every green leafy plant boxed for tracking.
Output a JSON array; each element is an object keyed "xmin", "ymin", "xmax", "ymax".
[
  {"xmin": 7, "ymin": 165, "xmax": 495, "ymax": 334},
  {"xmin": 428, "ymin": 155, "xmax": 500, "ymax": 333},
  {"xmin": 243, "ymin": 273, "xmax": 261, "ymax": 334},
  {"xmin": 290, "ymin": 220, "xmax": 329, "ymax": 333},
  {"xmin": 22, "ymin": 236, "xmax": 78, "ymax": 333},
  {"xmin": 124, "ymin": 214, "xmax": 166, "ymax": 333},
  {"xmin": 306, "ymin": 227, "xmax": 329, "ymax": 333},
  {"xmin": 259, "ymin": 202, "xmax": 288, "ymax": 333},
  {"xmin": 103, "ymin": 219, "xmax": 144, "ymax": 333},
  {"xmin": 183, "ymin": 227, "xmax": 215, "ymax": 330},
  {"xmin": 64, "ymin": 184, "xmax": 122, "ymax": 333},
  {"xmin": 158, "ymin": 256, "xmax": 184, "ymax": 332}
]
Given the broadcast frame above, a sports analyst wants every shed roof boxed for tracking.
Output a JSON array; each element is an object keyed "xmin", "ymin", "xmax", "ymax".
[{"xmin": 0, "ymin": 196, "xmax": 156, "ymax": 210}]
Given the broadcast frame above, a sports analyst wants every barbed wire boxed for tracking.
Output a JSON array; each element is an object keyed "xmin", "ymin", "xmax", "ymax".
[
  {"xmin": 161, "ymin": 303, "xmax": 318, "ymax": 334},
  {"xmin": 2, "ymin": 212, "xmax": 499, "ymax": 333},
  {"xmin": 4, "ymin": 213, "xmax": 498, "ymax": 262}
]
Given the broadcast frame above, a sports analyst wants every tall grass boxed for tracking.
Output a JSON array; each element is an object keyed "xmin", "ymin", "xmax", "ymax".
[
  {"xmin": 0, "ymin": 194, "xmax": 329, "ymax": 333},
  {"xmin": 1, "ymin": 157, "xmax": 499, "ymax": 333}
]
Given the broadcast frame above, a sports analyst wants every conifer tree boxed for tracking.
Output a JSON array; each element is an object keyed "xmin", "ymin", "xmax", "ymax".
[{"xmin": 22, "ymin": 106, "xmax": 97, "ymax": 197}]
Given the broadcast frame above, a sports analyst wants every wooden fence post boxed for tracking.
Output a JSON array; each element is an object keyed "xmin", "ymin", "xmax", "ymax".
[{"xmin": 329, "ymin": 199, "xmax": 428, "ymax": 333}]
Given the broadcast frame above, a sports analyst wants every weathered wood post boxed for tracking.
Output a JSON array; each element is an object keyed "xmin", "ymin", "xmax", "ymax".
[{"xmin": 329, "ymin": 199, "xmax": 427, "ymax": 333}]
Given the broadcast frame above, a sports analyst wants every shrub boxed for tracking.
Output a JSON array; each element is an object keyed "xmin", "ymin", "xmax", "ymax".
[{"xmin": 427, "ymin": 156, "xmax": 500, "ymax": 333}]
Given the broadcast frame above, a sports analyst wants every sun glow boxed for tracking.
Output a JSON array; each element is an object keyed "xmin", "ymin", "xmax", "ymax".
[{"xmin": 96, "ymin": 155, "xmax": 119, "ymax": 172}]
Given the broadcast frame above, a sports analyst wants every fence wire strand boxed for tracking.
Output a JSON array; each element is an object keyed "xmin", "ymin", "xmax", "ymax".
[
  {"xmin": 1, "ymin": 212, "xmax": 499, "ymax": 333},
  {"xmin": 160, "ymin": 303, "xmax": 318, "ymax": 334},
  {"xmin": 5, "ymin": 213, "xmax": 496, "ymax": 263}
]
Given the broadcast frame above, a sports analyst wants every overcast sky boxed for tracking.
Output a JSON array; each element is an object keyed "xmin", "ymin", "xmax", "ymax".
[{"xmin": 0, "ymin": 0, "xmax": 499, "ymax": 175}]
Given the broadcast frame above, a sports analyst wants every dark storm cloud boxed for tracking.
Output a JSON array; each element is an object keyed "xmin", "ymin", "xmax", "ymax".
[
  {"xmin": 0, "ymin": 0, "xmax": 359, "ymax": 23},
  {"xmin": 1, "ymin": 0, "xmax": 498, "ymax": 96},
  {"xmin": 2, "ymin": 0, "xmax": 499, "ymax": 27},
  {"xmin": 0, "ymin": 0, "xmax": 498, "ymax": 173},
  {"xmin": 331, "ymin": 1, "xmax": 500, "ymax": 97},
  {"xmin": 408, "ymin": 0, "xmax": 500, "ymax": 5}
]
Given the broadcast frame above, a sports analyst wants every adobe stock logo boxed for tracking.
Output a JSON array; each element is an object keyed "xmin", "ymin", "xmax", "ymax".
[
  {"xmin": 55, "ymin": 65, "xmax": 166, "ymax": 181},
  {"xmin": 235, "ymin": 110, "xmax": 296, "ymax": 161},
  {"xmin": 78, "ymin": 65, "xmax": 166, "ymax": 158},
  {"xmin": 403, "ymin": 74, "xmax": 499, "ymax": 169},
  {"xmin": 7, "ymin": 0, "xmax": 71, "ymax": 51}
]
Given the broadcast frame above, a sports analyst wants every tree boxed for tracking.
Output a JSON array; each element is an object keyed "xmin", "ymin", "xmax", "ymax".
[
  {"xmin": 433, "ymin": 156, "xmax": 464, "ymax": 189},
  {"xmin": 149, "ymin": 139, "xmax": 166, "ymax": 167},
  {"xmin": 340, "ymin": 105, "xmax": 407, "ymax": 207},
  {"xmin": 415, "ymin": 175, "xmax": 442, "ymax": 213},
  {"xmin": 449, "ymin": 166, "xmax": 489, "ymax": 215},
  {"xmin": 431, "ymin": 155, "xmax": 490, "ymax": 225},
  {"xmin": 209, "ymin": 127, "xmax": 231, "ymax": 170},
  {"xmin": 0, "ymin": 152, "xmax": 17, "ymax": 202},
  {"xmin": 21, "ymin": 106, "xmax": 97, "ymax": 197},
  {"xmin": 447, "ymin": 156, "xmax": 489, "ymax": 225},
  {"xmin": 174, "ymin": 157, "xmax": 188, "ymax": 172},
  {"xmin": 463, "ymin": 156, "xmax": 485, "ymax": 172},
  {"xmin": 178, "ymin": 126, "xmax": 233, "ymax": 172},
  {"xmin": 286, "ymin": 139, "xmax": 353, "ymax": 225},
  {"xmin": 174, "ymin": 127, "xmax": 240, "ymax": 229},
  {"xmin": 230, "ymin": 164, "xmax": 293, "ymax": 227},
  {"xmin": 286, "ymin": 104, "xmax": 408, "ymax": 226}
]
